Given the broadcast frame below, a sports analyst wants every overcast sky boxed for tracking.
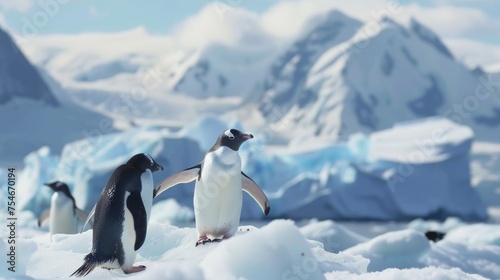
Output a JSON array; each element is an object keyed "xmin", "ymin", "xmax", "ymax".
[{"xmin": 0, "ymin": 0, "xmax": 499, "ymax": 68}]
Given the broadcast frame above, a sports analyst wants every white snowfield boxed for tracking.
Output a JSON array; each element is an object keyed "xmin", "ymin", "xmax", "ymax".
[
  {"xmin": 16, "ymin": 116, "xmax": 487, "ymax": 222},
  {"xmin": 0, "ymin": 218, "xmax": 497, "ymax": 279}
]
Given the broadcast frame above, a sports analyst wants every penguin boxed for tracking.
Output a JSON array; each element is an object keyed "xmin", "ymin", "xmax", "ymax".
[
  {"xmin": 425, "ymin": 230, "xmax": 446, "ymax": 242},
  {"xmin": 154, "ymin": 129, "xmax": 270, "ymax": 246},
  {"xmin": 71, "ymin": 153, "xmax": 163, "ymax": 277},
  {"xmin": 38, "ymin": 181, "xmax": 88, "ymax": 237}
]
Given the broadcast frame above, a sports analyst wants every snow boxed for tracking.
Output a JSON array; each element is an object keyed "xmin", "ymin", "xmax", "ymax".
[
  {"xmin": 407, "ymin": 217, "xmax": 465, "ymax": 233},
  {"xmin": 150, "ymin": 199, "xmax": 194, "ymax": 225},
  {"xmin": 2, "ymin": 214, "xmax": 498, "ymax": 279},
  {"xmin": 341, "ymin": 224, "xmax": 500, "ymax": 279},
  {"xmin": 326, "ymin": 267, "xmax": 486, "ymax": 280},
  {"xmin": 444, "ymin": 224, "xmax": 500, "ymax": 246},
  {"xmin": 344, "ymin": 229, "xmax": 431, "ymax": 271},
  {"xmin": 300, "ymin": 220, "xmax": 368, "ymax": 253}
]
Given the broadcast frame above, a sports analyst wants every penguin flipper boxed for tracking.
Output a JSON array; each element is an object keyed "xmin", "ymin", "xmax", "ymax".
[
  {"xmin": 38, "ymin": 208, "xmax": 50, "ymax": 227},
  {"xmin": 75, "ymin": 208, "xmax": 89, "ymax": 222},
  {"xmin": 241, "ymin": 172, "xmax": 271, "ymax": 216},
  {"xmin": 153, "ymin": 164, "xmax": 201, "ymax": 198},
  {"xmin": 127, "ymin": 191, "xmax": 147, "ymax": 250},
  {"xmin": 81, "ymin": 204, "xmax": 96, "ymax": 233}
]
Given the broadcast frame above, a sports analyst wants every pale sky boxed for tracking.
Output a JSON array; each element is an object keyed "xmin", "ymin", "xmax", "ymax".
[{"xmin": 1, "ymin": 0, "xmax": 499, "ymax": 68}]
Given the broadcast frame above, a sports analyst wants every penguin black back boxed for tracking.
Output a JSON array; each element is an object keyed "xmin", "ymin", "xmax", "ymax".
[
  {"xmin": 425, "ymin": 230, "xmax": 446, "ymax": 242},
  {"xmin": 94, "ymin": 167, "xmax": 141, "ymax": 257},
  {"xmin": 71, "ymin": 153, "xmax": 163, "ymax": 277}
]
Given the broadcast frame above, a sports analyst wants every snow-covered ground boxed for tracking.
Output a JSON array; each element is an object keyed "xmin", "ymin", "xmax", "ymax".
[{"xmin": 1, "ymin": 211, "xmax": 498, "ymax": 279}]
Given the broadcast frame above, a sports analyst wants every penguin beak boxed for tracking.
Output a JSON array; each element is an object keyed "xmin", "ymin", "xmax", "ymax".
[
  {"xmin": 241, "ymin": 133, "xmax": 254, "ymax": 140},
  {"xmin": 153, "ymin": 163, "xmax": 164, "ymax": 172}
]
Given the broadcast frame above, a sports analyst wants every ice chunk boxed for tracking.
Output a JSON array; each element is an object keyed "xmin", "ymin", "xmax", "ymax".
[
  {"xmin": 15, "ymin": 123, "xmax": 201, "ymax": 217},
  {"xmin": 444, "ymin": 224, "xmax": 500, "ymax": 246},
  {"xmin": 252, "ymin": 117, "xmax": 487, "ymax": 221},
  {"xmin": 344, "ymin": 229, "xmax": 430, "ymax": 271},
  {"xmin": 177, "ymin": 114, "xmax": 231, "ymax": 151},
  {"xmin": 326, "ymin": 267, "xmax": 486, "ymax": 280},
  {"xmin": 407, "ymin": 217, "xmax": 465, "ymax": 233},
  {"xmin": 18, "ymin": 147, "xmax": 60, "ymax": 214},
  {"xmin": 17, "ymin": 116, "xmax": 488, "ymax": 222},
  {"xmin": 150, "ymin": 199, "xmax": 194, "ymax": 225},
  {"xmin": 300, "ymin": 219, "xmax": 368, "ymax": 253}
]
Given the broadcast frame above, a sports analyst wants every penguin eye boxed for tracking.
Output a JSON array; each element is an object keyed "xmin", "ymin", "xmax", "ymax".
[{"xmin": 228, "ymin": 136, "xmax": 235, "ymax": 140}]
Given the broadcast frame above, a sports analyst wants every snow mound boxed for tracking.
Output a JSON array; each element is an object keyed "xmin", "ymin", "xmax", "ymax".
[
  {"xmin": 23, "ymin": 220, "xmax": 368, "ymax": 279},
  {"xmin": 150, "ymin": 199, "xmax": 194, "ymax": 225},
  {"xmin": 407, "ymin": 217, "xmax": 465, "ymax": 233},
  {"xmin": 444, "ymin": 224, "xmax": 500, "ymax": 246},
  {"xmin": 326, "ymin": 267, "xmax": 486, "ymax": 280},
  {"xmin": 3, "ymin": 211, "xmax": 498, "ymax": 280},
  {"xmin": 344, "ymin": 229, "xmax": 430, "ymax": 271},
  {"xmin": 200, "ymin": 220, "xmax": 324, "ymax": 279},
  {"xmin": 300, "ymin": 220, "xmax": 368, "ymax": 253},
  {"xmin": 343, "ymin": 226, "xmax": 500, "ymax": 279}
]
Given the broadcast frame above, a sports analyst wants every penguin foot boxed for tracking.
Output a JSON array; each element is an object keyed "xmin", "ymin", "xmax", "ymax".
[
  {"xmin": 123, "ymin": 265, "xmax": 146, "ymax": 274},
  {"xmin": 210, "ymin": 238, "xmax": 223, "ymax": 243},
  {"xmin": 101, "ymin": 267, "xmax": 113, "ymax": 271},
  {"xmin": 195, "ymin": 236, "xmax": 210, "ymax": 247}
]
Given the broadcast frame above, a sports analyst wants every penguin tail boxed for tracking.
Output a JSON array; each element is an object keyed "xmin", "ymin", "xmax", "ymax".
[{"xmin": 70, "ymin": 253, "xmax": 99, "ymax": 277}]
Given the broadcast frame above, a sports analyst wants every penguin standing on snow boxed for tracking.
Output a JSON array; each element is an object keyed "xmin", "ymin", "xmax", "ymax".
[
  {"xmin": 38, "ymin": 181, "xmax": 88, "ymax": 237},
  {"xmin": 154, "ymin": 129, "xmax": 270, "ymax": 246},
  {"xmin": 71, "ymin": 153, "xmax": 163, "ymax": 277}
]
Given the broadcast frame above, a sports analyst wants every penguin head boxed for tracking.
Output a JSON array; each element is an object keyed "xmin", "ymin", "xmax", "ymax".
[
  {"xmin": 127, "ymin": 153, "xmax": 164, "ymax": 173},
  {"xmin": 213, "ymin": 129, "xmax": 254, "ymax": 151},
  {"xmin": 44, "ymin": 181, "xmax": 75, "ymax": 201}
]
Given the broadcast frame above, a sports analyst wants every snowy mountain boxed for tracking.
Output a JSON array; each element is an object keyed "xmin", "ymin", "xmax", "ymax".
[
  {"xmin": 259, "ymin": 10, "xmax": 362, "ymax": 123},
  {"xmin": 0, "ymin": 28, "xmax": 115, "ymax": 167},
  {"xmin": 17, "ymin": 11, "xmax": 500, "ymax": 145},
  {"xmin": 258, "ymin": 16, "xmax": 500, "ymax": 142},
  {"xmin": 0, "ymin": 28, "xmax": 58, "ymax": 106}
]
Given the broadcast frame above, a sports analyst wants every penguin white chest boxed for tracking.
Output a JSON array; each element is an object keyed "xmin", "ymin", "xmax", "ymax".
[
  {"xmin": 140, "ymin": 169, "xmax": 153, "ymax": 222},
  {"xmin": 194, "ymin": 147, "xmax": 243, "ymax": 239},
  {"xmin": 122, "ymin": 193, "xmax": 138, "ymax": 269},
  {"xmin": 50, "ymin": 192, "xmax": 77, "ymax": 235}
]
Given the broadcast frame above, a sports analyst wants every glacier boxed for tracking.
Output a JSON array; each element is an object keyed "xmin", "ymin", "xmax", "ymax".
[{"xmin": 17, "ymin": 116, "xmax": 487, "ymax": 222}]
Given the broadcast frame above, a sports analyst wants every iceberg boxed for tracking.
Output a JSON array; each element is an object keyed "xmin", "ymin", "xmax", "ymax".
[
  {"xmin": 18, "ymin": 126, "xmax": 204, "ymax": 214},
  {"xmin": 249, "ymin": 117, "xmax": 487, "ymax": 221},
  {"xmin": 17, "ymin": 116, "xmax": 487, "ymax": 222}
]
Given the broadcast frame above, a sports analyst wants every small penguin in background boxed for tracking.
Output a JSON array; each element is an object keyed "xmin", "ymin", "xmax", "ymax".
[
  {"xmin": 38, "ymin": 181, "xmax": 88, "ymax": 237},
  {"xmin": 154, "ymin": 129, "xmax": 270, "ymax": 247},
  {"xmin": 71, "ymin": 153, "xmax": 163, "ymax": 277},
  {"xmin": 425, "ymin": 230, "xmax": 446, "ymax": 242}
]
